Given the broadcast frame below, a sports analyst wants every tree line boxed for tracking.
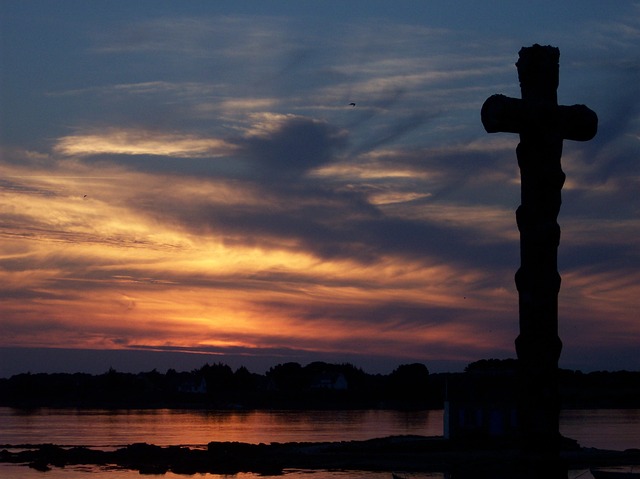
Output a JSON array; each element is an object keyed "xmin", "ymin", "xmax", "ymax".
[
  {"xmin": 0, "ymin": 359, "xmax": 638, "ymax": 409},
  {"xmin": 0, "ymin": 361, "xmax": 434, "ymax": 409}
]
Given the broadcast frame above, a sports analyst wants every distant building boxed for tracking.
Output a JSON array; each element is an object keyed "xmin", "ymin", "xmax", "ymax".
[
  {"xmin": 310, "ymin": 372, "xmax": 348, "ymax": 390},
  {"xmin": 444, "ymin": 371, "xmax": 518, "ymax": 440},
  {"xmin": 178, "ymin": 376, "xmax": 207, "ymax": 394}
]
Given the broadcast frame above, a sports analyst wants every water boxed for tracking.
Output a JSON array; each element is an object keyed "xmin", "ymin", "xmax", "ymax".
[
  {"xmin": 560, "ymin": 408, "xmax": 640, "ymax": 450},
  {"xmin": 1, "ymin": 408, "xmax": 639, "ymax": 478},
  {"xmin": 0, "ymin": 466, "xmax": 442, "ymax": 479},
  {"xmin": 0, "ymin": 408, "xmax": 442, "ymax": 447}
]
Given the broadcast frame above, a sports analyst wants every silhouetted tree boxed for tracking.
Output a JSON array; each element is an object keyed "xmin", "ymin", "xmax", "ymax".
[
  {"xmin": 198, "ymin": 363, "xmax": 234, "ymax": 393},
  {"xmin": 464, "ymin": 358, "xmax": 517, "ymax": 373},
  {"xmin": 267, "ymin": 362, "xmax": 306, "ymax": 391},
  {"xmin": 388, "ymin": 363, "xmax": 430, "ymax": 401},
  {"xmin": 233, "ymin": 366, "xmax": 258, "ymax": 392}
]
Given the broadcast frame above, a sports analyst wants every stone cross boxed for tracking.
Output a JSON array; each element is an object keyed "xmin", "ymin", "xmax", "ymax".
[{"xmin": 481, "ymin": 45, "xmax": 597, "ymax": 451}]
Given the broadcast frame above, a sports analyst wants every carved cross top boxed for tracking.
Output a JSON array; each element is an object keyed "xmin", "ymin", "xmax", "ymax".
[{"xmin": 481, "ymin": 45, "xmax": 597, "ymax": 143}]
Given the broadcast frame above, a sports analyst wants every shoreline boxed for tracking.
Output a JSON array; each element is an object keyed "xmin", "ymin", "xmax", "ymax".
[{"xmin": 2, "ymin": 436, "xmax": 640, "ymax": 476}]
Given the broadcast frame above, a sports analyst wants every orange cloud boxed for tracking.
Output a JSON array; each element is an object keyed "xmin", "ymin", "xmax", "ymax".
[{"xmin": 1, "ymin": 144, "xmax": 637, "ymax": 370}]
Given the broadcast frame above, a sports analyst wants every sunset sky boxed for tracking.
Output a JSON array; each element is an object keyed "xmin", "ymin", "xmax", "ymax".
[{"xmin": 1, "ymin": 1, "xmax": 639, "ymax": 377}]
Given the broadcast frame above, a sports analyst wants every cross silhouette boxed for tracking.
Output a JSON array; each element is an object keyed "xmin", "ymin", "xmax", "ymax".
[{"xmin": 481, "ymin": 44, "xmax": 597, "ymax": 451}]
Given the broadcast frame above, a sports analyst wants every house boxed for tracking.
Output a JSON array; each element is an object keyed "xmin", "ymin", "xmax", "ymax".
[
  {"xmin": 178, "ymin": 376, "xmax": 207, "ymax": 394},
  {"xmin": 310, "ymin": 372, "xmax": 348, "ymax": 391}
]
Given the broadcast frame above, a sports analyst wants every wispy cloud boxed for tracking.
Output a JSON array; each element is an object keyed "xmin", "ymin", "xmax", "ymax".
[
  {"xmin": 54, "ymin": 128, "xmax": 237, "ymax": 158},
  {"xmin": 0, "ymin": 148, "xmax": 515, "ymax": 363}
]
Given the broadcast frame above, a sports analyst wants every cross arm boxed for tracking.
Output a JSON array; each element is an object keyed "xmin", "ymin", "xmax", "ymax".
[{"xmin": 481, "ymin": 94, "xmax": 598, "ymax": 141}]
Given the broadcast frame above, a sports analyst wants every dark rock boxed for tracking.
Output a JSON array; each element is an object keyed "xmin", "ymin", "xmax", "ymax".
[{"xmin": 28, "ymin": 460, "xmax": 51, "ymax": 472}]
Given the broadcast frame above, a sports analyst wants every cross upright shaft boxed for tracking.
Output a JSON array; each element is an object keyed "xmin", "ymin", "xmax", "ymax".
[{"xmin": 481, "ymin": 45, "xmax": 597, "ymax": 450}]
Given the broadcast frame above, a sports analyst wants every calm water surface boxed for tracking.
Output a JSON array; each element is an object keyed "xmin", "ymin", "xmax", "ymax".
[
  {"xmin": 0, "ymin": 408, "xmax": 442, "ymax": 447},
  {"xmin": 1, "ymin": 408, "xmax": 638, "ymax": 479},
  {"xmin": 560, "ymin": 408, "xmax": 640, "ymax": 450},
  {"xmin": 0, "ymin": 466, "xmax": 448, "ymax": 479}
]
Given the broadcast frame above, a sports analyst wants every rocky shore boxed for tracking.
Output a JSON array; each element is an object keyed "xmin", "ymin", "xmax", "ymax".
[{"xmin": 2, "ymin": 436, "xmax": 640, "ymax": 477}]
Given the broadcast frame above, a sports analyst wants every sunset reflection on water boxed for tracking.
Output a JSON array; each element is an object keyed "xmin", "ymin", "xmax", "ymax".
[
  {"xmin": 2, "ymin": 408, "xmax": 638, "ymax": 479},
  {"xmin": 0, "ymin": 464, "xmax": 446, "ymax": 479},
  {"xmin": 0, "ymin": 408, "xmax": 442, "ymax": 447}
]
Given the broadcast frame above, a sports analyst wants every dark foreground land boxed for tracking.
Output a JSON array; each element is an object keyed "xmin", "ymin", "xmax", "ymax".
[{"xmin": 2, "ymin": 436, "xmax": 640, "ymax": 477}]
